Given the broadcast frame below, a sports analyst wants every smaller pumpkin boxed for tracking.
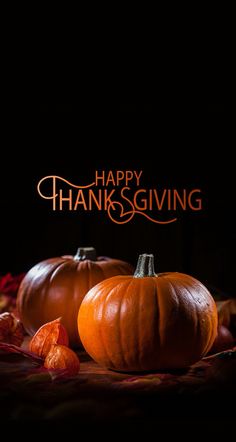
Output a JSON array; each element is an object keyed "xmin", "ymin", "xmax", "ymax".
[
  {"xmin": 17, "ymin": 247, "xmax": 133, "ymax": 347},
  {"xmin": 78, "ymin": 253, "xmax": 218, "ymax": 372}
]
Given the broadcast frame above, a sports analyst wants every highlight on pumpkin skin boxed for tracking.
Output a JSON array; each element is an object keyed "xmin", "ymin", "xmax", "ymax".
[
  {"xmin": 17, "ymin": 247, "xmax": 134, "ymax": 347},
  {"xmin": 78, "ymin": 253, "xmax": 218, "ymax": 373}
]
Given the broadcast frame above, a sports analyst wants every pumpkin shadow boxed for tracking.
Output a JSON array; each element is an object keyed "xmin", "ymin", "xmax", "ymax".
[
  {"xmin": 76, "ymin": 350, "xmax": 190, "ymax": 376},
  {"xmin": 75, "ymin": 350, "xmax": 92, "ymax": 362},
  {"xmin": 76, "ymin": 347, "xmax": 195, "ymax": 376},
  {"xmin": 107, "ymin": 366, "xmax": 189, "ymax": 376}
]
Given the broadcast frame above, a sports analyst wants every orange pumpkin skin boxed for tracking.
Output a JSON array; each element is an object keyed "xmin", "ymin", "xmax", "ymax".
[
  {"xmin": 17, "ymin": 248, "xmax": 133, "ymax": 347},
  {"xmin": 78, "ymin": 254, "xmax": 218, "ymax": 372}
]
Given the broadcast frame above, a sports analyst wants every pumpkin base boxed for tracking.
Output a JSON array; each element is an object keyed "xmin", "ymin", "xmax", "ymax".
[{"xmin": 107, "ymin": 365, "xmax": 190, "ymax": 374}]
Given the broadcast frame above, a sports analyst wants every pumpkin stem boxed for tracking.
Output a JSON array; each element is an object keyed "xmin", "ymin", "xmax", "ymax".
[
  {"xmin": 74, "ymin": 247, "xmax": 97, "ymax": 261},
  {"xmin": 134, "ymin": 254, "xmax": 156, "ymax": 278}
]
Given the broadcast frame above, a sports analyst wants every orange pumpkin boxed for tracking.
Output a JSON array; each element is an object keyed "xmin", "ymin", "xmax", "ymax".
[
  {"xmin": 17, "ymin": 247, "xmax": 133, "ymax": 347},
  {"xmin": 78, "ymin": 253, "xmax": 218, "ymax": 371}
]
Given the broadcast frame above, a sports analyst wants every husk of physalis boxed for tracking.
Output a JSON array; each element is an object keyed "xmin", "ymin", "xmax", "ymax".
[
  {"xmin": 44, "ymin": 344, "xmax": 80, "ymax": 376},
  {"xmin": 29, "ymin": 317, "xmax": 69, "ymax": 358}
]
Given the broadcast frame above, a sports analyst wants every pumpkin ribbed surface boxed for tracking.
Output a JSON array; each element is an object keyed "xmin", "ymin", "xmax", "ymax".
[
  {"xmin": 78, "ymin": 255, "xmax": 217, "ymax": 371},
  {"xmin": 17, "ymin": 248, "xmax": 133, "ymax": 347}
]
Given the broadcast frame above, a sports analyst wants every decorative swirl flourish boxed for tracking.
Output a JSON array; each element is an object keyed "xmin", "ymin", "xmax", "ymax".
[
  {"xmin": 108, "ymin": 203, "xmax": 177, "ymax": 225},
  {"xmin": 107, "ymin": 187, "xmax": 177, "ymax": 224},
  {"xmin": 37, "ymin": 175, "xmax": 95, "ymax": 198},
  {"xmin": 107, "ymin": 201, "xmax": 136, "ymax": 225}
]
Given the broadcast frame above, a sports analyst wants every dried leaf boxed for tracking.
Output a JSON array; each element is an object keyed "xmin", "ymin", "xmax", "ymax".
[
  {"xmin": 0, "ymin": 312, "xmax": 24, "ymax": 346},
  {"xmin": 0, "ymin": 341, "xmax": 43, "ymax": 363}
]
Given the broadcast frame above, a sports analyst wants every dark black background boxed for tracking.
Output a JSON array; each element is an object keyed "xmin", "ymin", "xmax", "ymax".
[
  {"xmin": 0, "ymin": 4, "xmax": 234, "ymax": 298},
  {"xmin": 0, "ymin": 4, "xmax": 234, "ymax": 436},
  {"xmin": 1, "ymin": 108, "xmax": 234, "ymax": 298}
]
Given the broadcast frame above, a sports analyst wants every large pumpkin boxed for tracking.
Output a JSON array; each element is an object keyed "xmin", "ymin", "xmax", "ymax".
[
  {"xmin": 78, "ymin": 253, "xmax": 217, "ymax": 371},
  {"xmin": 17, "ymin": 247, "xmax": 133, "ymax": 347}
]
